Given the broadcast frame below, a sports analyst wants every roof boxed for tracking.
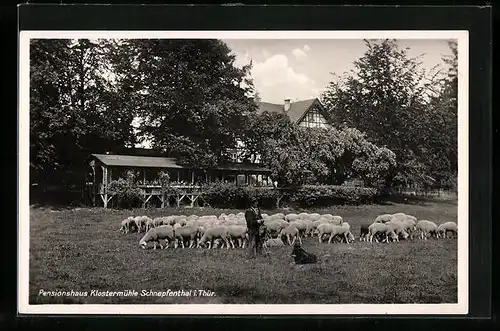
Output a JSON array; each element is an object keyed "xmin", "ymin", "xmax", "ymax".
[
  {"xmin": 257, "ymin": 98, "xmax": 320, "ymax": 124},
  {"xmin": 91, "ymin": 154, "xmax": 271, "ymax": 172},
  {"xmin": 92, "ymin": 154, "xmax": 183, "ymax": 169}
]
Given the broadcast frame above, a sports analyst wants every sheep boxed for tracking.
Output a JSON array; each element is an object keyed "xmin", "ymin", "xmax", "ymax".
[
  {"xmin": 368, "ymin": 223, "xmax": 398, "ymax": 243},
  {"xmin": 323, "ymin": 223, "xmax": 354, "ymax": 244},
  {"xmin": 416, "ymin": 220, "xmax": 439, "ymax": 240},
  {"xmin": 316, "ymin": 223, "xmax": 335, "ymax": 243},
  {"xmin": 386, "ymin": 220, "xmax": 410, "ymax": 240},
  {"xmin": 280, "ymin": 225, "xmax": 301, "ymax": 246},
  {"xmin": 197, "ymin": 227, "xmax": 231, "ymax": 249},
  {"xmin": 298, "ymin": 212, "xmax": 310, "ymax": 220},
  {"xmin": 263, "ymin": 237, "xmax": 285, "ymax": 248},
  {"xmin": 174, "ymin": 225, "xmax": 199, "ymax": 248},
  {"xmin": 285, "ymin": 213, "xmax": 300, "ymax": 222},
  {"xmin": 289, "ymin": 220, "xmax": 308, "ymax": 237},
  {"xmin": 300, "ymin": 219, "xmax": 314, "ymax": 237},
  {"xmin": 437, "ymin": 221, "xmax": 457, "ymax": 239},
  {"xmin": 374, "ymin": 214, "xmax": 393, "ymax": 224},
  {"xmin": 308, "ymin": 213, "xmax": 321, "ymax": 221},
  {"xmin": 134, "ymin": 216, "xmax": 151, "ymax": 233},
  {"xmin": 119, "ymin": 217, "xmax": 136, "ymax": 234},
  {"xmin": 139, "ymin": 225, "xmax": 175, "ymax": 249},
  {"xmin": 261, "ymin": 213, "xmax": 269, "ymax": 219},
  {"xmin": 264, "ymin": 220, "xmax": 287, "ymax": 238},
  {"xmin": 145, "ymin": 218, "xmax": 155, "ymax": 232},
  {"xmin": 226, "ymin": 225, "xmax": 248, "ymax": 249},
  {"xmin": 328, "ymin": 216, "xmax": 343, "ymax": 226},
  {"xmin": 359, "ymin": 222, "xmax": 371, "ymax": 241},
  {"xmin": 173, "ymin": 223, "xmax": 182, "ymax": 231}
]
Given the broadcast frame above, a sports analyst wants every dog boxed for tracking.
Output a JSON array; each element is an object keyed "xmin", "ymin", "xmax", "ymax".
[{"xmin": 291, "ymin": 244, "xmax": 317, "ymax": 264}]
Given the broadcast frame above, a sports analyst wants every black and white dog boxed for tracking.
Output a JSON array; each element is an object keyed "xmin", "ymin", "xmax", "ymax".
[{"xmin": 291, "ymin": 244, "xmax": 317, "ymax": 264}]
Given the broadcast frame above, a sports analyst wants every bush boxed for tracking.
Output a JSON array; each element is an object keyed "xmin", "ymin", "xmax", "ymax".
[
  {"xmin": 290, "ymin": 185, "xmax": 380, "ymax": 207},
  {"xmin": 201, "ymin": 183, "xmax": 379, "ymax": 208},
  {"xmin": 107, "ymin": 179, "xmax": 143, "ymax": 209},
  {"xmin": 201, "ymin": 182, "xmax": 280, "ymax": 209}
]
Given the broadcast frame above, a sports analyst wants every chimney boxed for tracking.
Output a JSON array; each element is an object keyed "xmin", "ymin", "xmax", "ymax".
[{"xmin": 284, "ymin": 99, "xmax": 291, "ymax": 112}]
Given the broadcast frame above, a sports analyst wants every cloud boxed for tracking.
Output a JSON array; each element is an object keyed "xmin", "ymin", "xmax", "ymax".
[
  {"xmin": 292, "ymin": 44, "xmax": 311, "ymax": 60},
  {"xmin": 292, "ymin": 48, "xmax": 308, "ymax": 59},
  {"xmin": 252, "ymin": 54, "xmax": 313, "ymax": 87}
]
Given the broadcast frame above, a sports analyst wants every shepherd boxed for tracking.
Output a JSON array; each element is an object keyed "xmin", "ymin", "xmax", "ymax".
[{"xmin": 245, "ymin": 197, "xmax": 266, "ymax": 259}]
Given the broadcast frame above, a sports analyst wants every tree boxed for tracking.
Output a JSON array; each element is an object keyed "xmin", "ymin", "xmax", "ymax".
[
  {"xmin": 241, "ymin": 111, "xmax": 396, "ymax": 187},
  {"xmin": 30, "ymin": 39, "xmax": 137, "ymax": 184},
  {"xmin": 120, "ymin": 39, "xmax": 257, "ymax": 168},
  {"xmin": 321, "ymin": 39, "xmax": 447, "ymax": 187}
]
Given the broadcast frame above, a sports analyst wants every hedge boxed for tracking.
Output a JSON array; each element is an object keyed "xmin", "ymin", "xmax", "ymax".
[{"xmin": 201, "ymin": 183, "xmax": 380, "ymax": 208}]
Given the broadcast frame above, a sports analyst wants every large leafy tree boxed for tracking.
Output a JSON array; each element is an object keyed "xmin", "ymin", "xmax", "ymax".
[
  {"xmin": 30, "ymin": 39, "xmax": 136, "ymax": 184},
  {"xmin": 321, "ymin": 39, "xmax": 455, "ymax": 188},
  {"xmin": 122, "ymin": 39, "xmax": 256, "ymax": 168},
  {"xmin": 241, "ymin": 112, "xmax": 396, "ymax": 187}
]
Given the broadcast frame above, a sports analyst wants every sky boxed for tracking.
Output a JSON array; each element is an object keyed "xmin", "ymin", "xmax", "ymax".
[{"xmin": 223, "ymin": 39, "xmax": 454, "ymax": 104}]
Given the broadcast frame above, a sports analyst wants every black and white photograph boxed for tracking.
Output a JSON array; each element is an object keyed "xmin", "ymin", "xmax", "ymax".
[{"xmin": 18, "ymin": 30, "xmax": 468, "ymax": 315}]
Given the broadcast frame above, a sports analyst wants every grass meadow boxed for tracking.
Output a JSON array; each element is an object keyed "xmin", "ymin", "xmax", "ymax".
[{"xmin": 28, "ymin": 200, "xmax": 458, "ymax": 304}]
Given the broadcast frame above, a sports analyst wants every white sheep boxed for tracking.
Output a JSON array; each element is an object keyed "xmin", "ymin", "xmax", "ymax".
[
  {"xmin": 416, "ymin": 220, "xmax": 439, "ymax": 240},
  {"xmin": 374, "ymin": 214, "xmax": 393, "ymax": 224},
  {"xmin": 226, "ymin": 225, "xmax": 248, "ymax": 249},
  {"xmin": 197, "ymin": 227, "xmax": 231, "ymax": 249},
  {"xmin": 119, "ymin": 217, "xmax": 136, "ymax": 234},
  {"xmin": 368, "ymin": 223, "xmax": 398, "ymax": 243},
  {"xmin": 174, "ymin": 225, "xmax": 199, "ymax": 248},
  {"xmin": 139, "ymin": 225, "xmax": 175, "ymax": 249},
  {"xmin": 134, "ymin": 216, "xmax": 152, "ymax": 233},
  {"xmin": 263, "ymin": 237, "xmax": 285, "ymax": 248},
  {"xmin": 437, "ymin": 221, "xmax": 457, "ymax": 239},
  {"xmin": 328, "ymin": 216, "xmax": 343, "ymax": 226},
  {"xmin": 285, "ymin": 213, "xmax": 300, "ymax": 222},
  {"xmin": 289, "ymin": 220, "xmax": 308, "ymax": 237},
  {"xmin": 280, "ymin": 225, "xmax": 301, "ymax": 246},
  {"xmin": 386, "ymin": 220, "xmax": 410, "ymax": 240}
]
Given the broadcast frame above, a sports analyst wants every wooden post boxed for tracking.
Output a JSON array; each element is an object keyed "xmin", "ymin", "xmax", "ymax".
[
  {"xmin": 102, "ymin": 165, "xmax": 108, "ymax": 208},
  {"xmin": 143, "ymin": 168, "xmax": 146, "ymax": 185},
  {"xmin": 191, "ymin": 171, "xmax": 195, "ymax": 185},
  {"xmin": 177, "ymin": 171, "xmax": 180, "ymax": 182},
  {"xmin": 91, "ymin": 164, "xmax": 96, "ymax": 206}
]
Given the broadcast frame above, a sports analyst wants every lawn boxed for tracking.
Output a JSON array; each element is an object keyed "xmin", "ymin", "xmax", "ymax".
[{"xmin": 28, "ymin": 200, "xmax": 458, "ymax": 304}]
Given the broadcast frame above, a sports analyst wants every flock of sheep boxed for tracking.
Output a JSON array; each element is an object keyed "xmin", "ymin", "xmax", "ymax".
[{"xmin": 119, "ymin": 211, "xmax": 458, "ymax": 250}]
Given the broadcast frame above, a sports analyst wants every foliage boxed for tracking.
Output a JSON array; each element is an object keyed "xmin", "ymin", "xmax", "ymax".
[
  {"xmin": 30, "ymin": 39, "xmax": 137, "ymax": 182},
  {"xmin": 107, "ymin": 179, "xmax": 143, "ymax": 209},
  {"xmin": 240, "ymin": 112, "xmax": 397, "ymax": 187},
  {"xmin": 117, "ymin": 39, "xmax": 257, "ymax": 168},
  {"xmin": 290, "ymin": 185, "xmax": 380, "ymax": 207},
  {"xmin": 321, "ymin": 39, "xmax": 457, "ymax": 188}
]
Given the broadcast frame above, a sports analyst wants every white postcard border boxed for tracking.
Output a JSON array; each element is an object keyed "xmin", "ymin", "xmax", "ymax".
[{"xmin": 18, "ymin": 30, "xmax": 469, "ymax": 315}]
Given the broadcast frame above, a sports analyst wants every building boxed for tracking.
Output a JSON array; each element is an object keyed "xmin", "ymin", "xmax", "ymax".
[
  {"xmin": 228, "ymin": 98, "xmax": 333, "ymax": 163},
  {"xmin": 85, "ymin": 153, "xmax": 273, "ymax": 208},
  {"xmin": 258, "ymin": 98, "xmax": 332, "ymax": 129}
]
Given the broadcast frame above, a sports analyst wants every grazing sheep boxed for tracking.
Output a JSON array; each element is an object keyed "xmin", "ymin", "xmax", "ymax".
[
  {"xmin": 173, "ymin": 223, "xmax": 182, "ymax": 231},
  {"xmin": 197, "ymin": 227, "xmax": 231, "ymax": 249},
  {"xmin": 328, "ymin": 216, "xmax": 343, "ymax": 226},
  {"xmin": 324, "ymin": 223, "xmax": 353, "ymax": 244},
  {"xmin": 437, "ymin": 221, "xmax": 457, "ymax": 239},
  {"xmin": 145, "ymin": 218, "xmax": 155, "ymax": 232},
  {"xmin": 226, "ymin": 225, "xmax": 248, "ymax": 249},
  {"xmin": 134, "ymin": 216, "xmax": 151, "ymax": 233},
  {"xmin": 300, "ymin": 219, "xmax": 314, "ymax": 237},
  {"xmin": 285, "ymin": 213, "xmax": 300, "ymax": 222},
  {"xmin": 416, "ymin": 220, "xmax": 439, "ymax": 240},
  {"xmin": 386, "ymin": 220, "xmax": 410, "ymax": 240},
  {"xmin": 280, "ymin": 225, "xmax": 302, "ymax": 246},
  {"xmin": 368, "ymin": 223, "xmax": 398, "ymax": 243},
  {"xmin": 174, "ymin": 225, "xmax": 199, "ymax": 248},
  {"xmin": 316, "ymin": 223, "xmax": 335, "ymax": 243},
  {"xmin": 289, "ymin": 220, "xmax": 308, "ymax": 237},
  {"xmin": 263, "ymin": 237, "xmax": 285, "ymax": 248},
  {"xmin": 139, "ymin": 225, "xmax": 175, "ymax": 249},
  {"xmin": 374, "ymin": 214, "xmax": 393, "ymax": 224},
  {"xmin": 264, "ymin": 220, "xmax": 287, "ymax": 238},
  {"xmin": 359, "ymin": 223, "xmax": 371, "ymax": 241},
  {"xmin": 119, "ymin": 217, "xmax": 136, "ymax": 234}
]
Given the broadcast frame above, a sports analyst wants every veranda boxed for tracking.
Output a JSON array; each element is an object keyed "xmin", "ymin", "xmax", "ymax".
[{"xmin": 84, "ymin": 154, "xmax": 275, "ymax": 208}]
